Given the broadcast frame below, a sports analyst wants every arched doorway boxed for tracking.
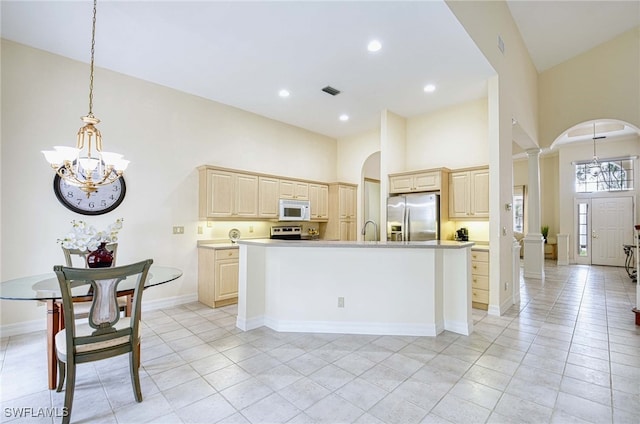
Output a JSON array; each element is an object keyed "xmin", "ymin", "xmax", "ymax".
[
  {"xmin": 551, "ymin": 119, "xmax": 640, "ymax": 265},
  {"xmin": 361, "ymin": 152, "xmax": 381, "ymax": 241}
]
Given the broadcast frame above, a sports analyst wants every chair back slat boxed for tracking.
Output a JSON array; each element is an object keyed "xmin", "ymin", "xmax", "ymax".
[{"xmin": 90, "ymin": 277, "xmax": 122, "ymax": 330}]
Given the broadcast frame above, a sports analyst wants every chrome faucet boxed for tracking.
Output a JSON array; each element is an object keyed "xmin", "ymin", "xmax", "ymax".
[{"xmin": 362, "ymin": 220, "xmax": 378, "ymax": 241}]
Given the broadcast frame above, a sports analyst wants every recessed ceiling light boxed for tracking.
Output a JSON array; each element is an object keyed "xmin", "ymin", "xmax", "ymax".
[
  {"xmin": 423, "ymin": 84, "xmax": 436, "ymax": 93},
  {"xmin": 278, "ymin": 89, "xmax": 290, "ymax": 98},
  {"xmin": 367, "ymin": 40, "xmax": 382, "ymax": 52},
  {"xmin": 339, "ymin": 114, "xmax": 349, "ymax": 122}
]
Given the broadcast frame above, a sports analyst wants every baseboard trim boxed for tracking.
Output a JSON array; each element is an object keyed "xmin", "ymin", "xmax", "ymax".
[{"xmin": 261, "ymin": 317, "xmax": 440, "ymax": 336}]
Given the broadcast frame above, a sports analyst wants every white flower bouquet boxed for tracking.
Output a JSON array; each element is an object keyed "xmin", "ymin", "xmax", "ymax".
[{"xmin": 58, "ymin": 218, "xmax": 123, "ymax": 252}]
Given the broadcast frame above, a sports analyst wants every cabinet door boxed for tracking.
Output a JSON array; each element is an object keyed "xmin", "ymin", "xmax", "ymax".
[
  {"xmin": 339, "ymin": 220, "xmax": 356, "ymax": 241},
  {"xmin": 309, "ymin": 184, "xmax": 329, "ymax": 220},
  {"xmin": 214, "ymin": 258, "xmax": 239, "ymax": 301},
  {"xmin": 449, "ymin": 172, "xmax": 470, "ymax": 218},
  {"xmin": 470, "ymin": 169, "xmax": 490, "ymax": 217},
  {"xmin": 294, "ymin": 181, "xmax": 309, "ymax": 200},
  {"xmin": 339, "ymin": 185, "xmax": 356, "ymax": 219},
  {"xmin": 259, "ymin": 177, "xmax": 279, "ymax": 218},
  {"xmin": 235, "ymin": 174, "xmax": 259, "ymax": 217},
  {"xmin": 206, "ymin": 170, "xmax": 234, "ymax": 217},
  {"xmin": 279, "ymin": 179, "xmax": 295, "ymax": 199},
  {"xmin": 318, "ymin": 185, "xmax": 329, "ymax": 219},
  {"xmin": 389, "ymin": 175, "xmax": 413, "ymax": 194},
  {"xmin": 413, "ymin": 172, "xmax": 441, "ymax": 191}
]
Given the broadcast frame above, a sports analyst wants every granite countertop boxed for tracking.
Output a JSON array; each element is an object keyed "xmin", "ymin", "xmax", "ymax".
[{"xmin": 237, "ymin": 239, "xmax": 475, "ymax": 249}]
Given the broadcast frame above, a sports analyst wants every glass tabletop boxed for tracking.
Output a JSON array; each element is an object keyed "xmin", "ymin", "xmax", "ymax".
[{"xmin": 0, "ymin": 265, "xmax": 183, "ymax": 301}]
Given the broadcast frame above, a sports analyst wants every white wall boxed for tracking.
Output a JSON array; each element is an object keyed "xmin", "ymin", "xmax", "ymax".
[
  {"xmin": 1, "ymin": 40, "xmax": 337, "ymax": 328},
  {"xmin": 539, "ymin": 28, "xmax": 640, "ymax": 148},
  {"xmin": 406, "ymin": 98, "xmax": 489, "ymax": 170}
]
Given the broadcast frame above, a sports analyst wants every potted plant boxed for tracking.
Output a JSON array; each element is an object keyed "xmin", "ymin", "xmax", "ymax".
[{"xmin": 541, "ymin": 225, "xmax": 549, "ymax": 243}]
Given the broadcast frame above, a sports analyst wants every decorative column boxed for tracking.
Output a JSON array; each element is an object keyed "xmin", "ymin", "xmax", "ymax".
[{"xmin": 523, "ymin": 148, "xmax": 545, "ymax": 279}]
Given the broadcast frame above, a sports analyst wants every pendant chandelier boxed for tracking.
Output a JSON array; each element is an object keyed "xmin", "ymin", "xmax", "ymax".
[
  {"xmin": 588, "ymin": 122, "xmax": 602, "ymax": 177},
  {"xmin": 42, "ymin": 0, "xmax": 128, "ymax": 195}
]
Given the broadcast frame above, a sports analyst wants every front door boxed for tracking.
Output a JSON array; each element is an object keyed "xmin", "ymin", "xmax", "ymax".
[{"xmin": 591, "ymin": 197, "xmax": 633, "ymax": 266}]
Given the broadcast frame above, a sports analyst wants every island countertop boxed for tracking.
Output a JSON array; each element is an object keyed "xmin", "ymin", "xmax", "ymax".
[{"xmin": 237, "ymin": 239, "xmax": 475, "ymax": 249}]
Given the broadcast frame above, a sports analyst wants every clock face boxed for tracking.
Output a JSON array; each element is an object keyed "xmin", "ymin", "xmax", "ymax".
[{"xmin": 53, "ymin": 174, "xmax": 126, "ymax": 215}]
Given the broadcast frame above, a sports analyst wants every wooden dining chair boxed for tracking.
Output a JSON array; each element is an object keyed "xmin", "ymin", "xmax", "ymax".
[
  {"xmin": 61, "ymin": 244, "xmax": 131, "ymax": 318},
  {"xmin": 53, "ymin": 259, "xmax": 153, "ymax": 424}
]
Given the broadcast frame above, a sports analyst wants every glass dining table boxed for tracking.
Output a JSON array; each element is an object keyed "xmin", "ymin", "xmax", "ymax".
[{"xmin": 0, "ymin": 265, "xmax": 183, "ymax": 389}]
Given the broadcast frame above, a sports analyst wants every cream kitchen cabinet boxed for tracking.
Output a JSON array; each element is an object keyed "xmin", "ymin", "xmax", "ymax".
[
  {"xmin": 279, "ymin": 179, "xmax": 309, "ymax": 200},
  {"xmin": 198, "ymin": 246, "xmax": 239, "ymax": 308},
  {"xmin": 198, "ymin": 167, "xmax": 259, "ymax": 219},
  {"xmin": 258, "ymin": 176, "xmax": 280, "ymax": 218},
  {"xmin": 449, "ymin": 167, "xmax": 489, "ymax": 219},
  {"xmin": 471, "ymin": 248, "xmax": 489, "ymax": 310},
  {"xmin": 389, "ymin": 170, "xmax": 441, "ymax": 194},
  {"xmin": 309, "ymin": 183, "xmax": 329, "ymax": 220},
  {"xmin": 326, "ymin": 183, "xmax": 357, "ymax": 240}
]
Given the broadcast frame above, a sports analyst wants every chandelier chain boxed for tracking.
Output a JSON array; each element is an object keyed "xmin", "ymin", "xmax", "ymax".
[{"xmin": 88, "ymin": 0, "xmax": 97, "ymax": 117}]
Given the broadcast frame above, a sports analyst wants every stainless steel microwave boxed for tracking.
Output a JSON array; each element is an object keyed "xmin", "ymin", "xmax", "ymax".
[{"xmin": 279, "ymin": 199, "xmax": 311, "ymax": 221}]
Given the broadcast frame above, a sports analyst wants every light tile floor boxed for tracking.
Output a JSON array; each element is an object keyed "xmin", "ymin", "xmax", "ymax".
[{"xmin": 1, "ymin": 261, "xmax": 639, "ymax": 423}]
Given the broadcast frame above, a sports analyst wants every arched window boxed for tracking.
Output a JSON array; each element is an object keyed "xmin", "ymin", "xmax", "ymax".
[{"xmin": 575, "ymin": 158, "xmax": 634, "ymax": 193}]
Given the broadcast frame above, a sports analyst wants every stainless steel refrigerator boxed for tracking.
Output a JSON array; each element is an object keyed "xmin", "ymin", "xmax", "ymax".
[{"xmin": 387, "ymin": 193, "xmax": 439, "ymax": 241}]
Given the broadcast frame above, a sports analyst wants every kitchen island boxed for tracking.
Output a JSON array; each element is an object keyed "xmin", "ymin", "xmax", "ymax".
[{"xmin": 236, "ymin": 239, "xmax": 475, "ymax": 336}]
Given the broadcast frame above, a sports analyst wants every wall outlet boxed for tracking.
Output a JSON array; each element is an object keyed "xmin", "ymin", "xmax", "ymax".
[
  {"xmin": 338, "ymin": 297, "xmax": 345, "ymax": 308},
  {"xmin": 197, "ymin": 226, "xmax": 203, "ymax": 234},
  {"xmin": 249, "ymin": 225, "xmax": 254, "ymax": 233},
  {"xmin": 173, "ymin": 226, "xmax": 184, "ymax": 235}
]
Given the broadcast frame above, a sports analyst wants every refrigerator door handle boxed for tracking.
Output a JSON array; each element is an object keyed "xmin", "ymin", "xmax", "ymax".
[{"xmin": 405, "ymin": 207, "xmax": 410, "ymax": 241}]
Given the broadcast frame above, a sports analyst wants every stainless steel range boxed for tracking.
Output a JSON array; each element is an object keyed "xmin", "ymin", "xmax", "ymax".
[{"xmin": 270, "ymin": 225, "xmax": 302, "ymax": 240}]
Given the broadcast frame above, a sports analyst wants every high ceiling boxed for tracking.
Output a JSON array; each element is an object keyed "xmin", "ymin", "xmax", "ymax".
[{"xmin": 1, "ymin": 1, "xmax": 638, "ymax": 141}]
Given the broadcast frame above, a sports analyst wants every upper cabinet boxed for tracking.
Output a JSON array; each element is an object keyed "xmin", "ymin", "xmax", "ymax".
[
  {"xmin": 449, "ymin": 167, "xmax": 489, "ymax": 219},
  {"xmin": 199, "ymin": 167, "xmax": 259, "ymax": 219},
  {"xmin": 389, "ymin": 170, "xmax": 442, "ymax": 194},
  {"xmin": 199, "ymin": 166, "xmax": 329, "ymax": 221},
  {"xmin": 309, "ymin": 183, "xmax": 329, "ymax": 220},
  {"xmin": 279, "ymin": 180, "xmax": 309, "ymax": 200},
  {"xmin": 389, "ymin": 170, "xmax": 441, "ymax": 194},
  {"xmin": 258, "ymin": 176, "xmax": 280, "ymax": 218}
]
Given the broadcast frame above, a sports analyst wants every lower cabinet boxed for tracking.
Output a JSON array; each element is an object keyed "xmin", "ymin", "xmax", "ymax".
[
  {"xmin": 198, "ymin": 246, "xmax": 239, "ymax": 308},
  {"xmin": 471, "ymin": 249, "xmax": 489, "ymax": 310}
]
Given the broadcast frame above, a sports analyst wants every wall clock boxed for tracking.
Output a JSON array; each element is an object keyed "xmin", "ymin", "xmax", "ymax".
[{"xmin": 53, "ymin": 175, "xmax": 126, "ymax": 215}]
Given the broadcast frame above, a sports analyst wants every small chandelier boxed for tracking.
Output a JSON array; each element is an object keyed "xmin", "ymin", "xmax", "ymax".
[
  {"xmin": 588, "ymin": 122, "xmax": 602, "ymax": 177},
  {"xmin": 42, "ymin": 0, "xmax": 128, "ymax": 196}
]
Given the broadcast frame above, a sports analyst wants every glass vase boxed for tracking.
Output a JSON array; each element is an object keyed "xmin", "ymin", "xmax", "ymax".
[{"xmin": 87, "ymin": 242, "xmax": 114, "ymax": 268}]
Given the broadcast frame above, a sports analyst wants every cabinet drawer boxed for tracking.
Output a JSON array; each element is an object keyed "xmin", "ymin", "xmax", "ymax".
[
  {"xmin": 471, "ymin": 250, "xmax": 489, "ymax": 262},
  {"xmin": 471, "ymin": 261, "xmax": 489, "ymax": 276},
  {"xmin": 215, "ymin": 249, "xmax": 239, "ymax": 260},
  {"xmin": 472, "ymin": 288, "xmax": 489, "ymax": 303},
  {"xmin": 472, "ymin": 275, "xmax": 489, "ymax": 290}
]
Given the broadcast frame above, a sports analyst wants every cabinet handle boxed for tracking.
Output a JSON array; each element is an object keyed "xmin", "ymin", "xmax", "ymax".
[
  {"xmin": 472, "ymin": 265, "xmax": 477, "ymax": 269},
  {"xmin": 473, "ymin": 277, "xmax": 477, "ymax": 282},
  {"xmin": 228, "ymin": 252, "xmax": 233, "ymax": 257}
]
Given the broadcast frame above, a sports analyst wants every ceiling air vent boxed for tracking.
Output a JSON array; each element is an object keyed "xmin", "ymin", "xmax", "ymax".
[{"xmin": 322, "ymin": 86, "xmax": 341, "ymax": 96}]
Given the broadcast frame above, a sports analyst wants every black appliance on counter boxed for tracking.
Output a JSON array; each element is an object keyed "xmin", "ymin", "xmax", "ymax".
[
  {"xmin": 455, "ymin": 227, "xmax": 469, "ymax": 241},
  {"xmin": 270, "ymin": 225, "xmax": 302, "ymax": 240}
]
